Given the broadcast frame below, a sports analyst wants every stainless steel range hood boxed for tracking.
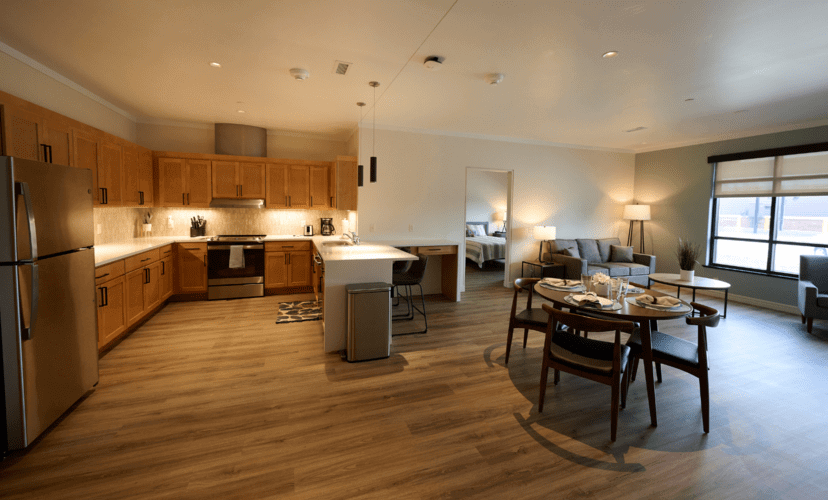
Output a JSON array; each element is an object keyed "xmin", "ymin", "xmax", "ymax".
[{"xmin": 209, "ymin": 198, "xmax": 265, "ymax": 209}]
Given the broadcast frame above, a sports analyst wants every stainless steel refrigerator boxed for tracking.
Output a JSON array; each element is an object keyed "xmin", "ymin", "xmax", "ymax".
[{"xmin": 1, "ymin": 156, "xmax": 98, "ymax": 453}]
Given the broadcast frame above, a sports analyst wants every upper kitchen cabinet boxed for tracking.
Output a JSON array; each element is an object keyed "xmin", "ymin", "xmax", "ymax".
[
  {"xmin": 309, "ymin": 165, "xmax": 330, "ymax": 209},
  {"xmin": 288, "ymin": 165, "xmax": 311, "ymax": 208},
  {"xmin": 266, "ymin": 164, "xmax": 289, "ymax": 208},
  {"xmin": 40, "ymin": 116, "xmax": 73, "ymax": 167},
  {"xmin": 72, "ymin": 129, "xmax": 101, "ymax": 204},
  {"xmin": 1, "ymin": 104, "xmax": 42, "ymax": 161},
  {"xmin": 98, "ymin": 140, "xmax": 123, "ymax": 206},
  {"xmin": 122, "ymin": 143, "xmax": 153, "ymax": 206},
  {"xmin": 156, "ymin": 157, "xmax": 211, "ymax": 207},
  {"xmin": 212, "ymin": 161, "xmax": 266, "ymax": 199},
  {"xmin": 335, "ymin": 156, "xmax": 358, "ymax": 211}
]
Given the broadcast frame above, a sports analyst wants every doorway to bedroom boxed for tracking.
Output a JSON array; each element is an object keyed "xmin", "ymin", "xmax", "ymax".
[{"xmin": 464, "ymin": 168, "xmax": 512, "ymax": 292}]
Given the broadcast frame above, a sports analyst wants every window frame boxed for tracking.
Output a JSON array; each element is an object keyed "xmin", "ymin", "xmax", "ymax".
[{"xmin": 707, "ymin": 142, "xmax": 828, "ymax": 279}]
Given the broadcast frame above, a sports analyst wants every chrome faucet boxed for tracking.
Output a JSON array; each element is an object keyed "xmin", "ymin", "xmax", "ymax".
[{"xmin": 345, "ymin": 231, "xmax": 360, "ymax": 245}]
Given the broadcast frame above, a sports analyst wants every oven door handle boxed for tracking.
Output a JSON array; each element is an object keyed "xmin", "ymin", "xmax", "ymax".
[{"xmin": 208, "ymin": 244, "xmax": 264, "ymax": 250}]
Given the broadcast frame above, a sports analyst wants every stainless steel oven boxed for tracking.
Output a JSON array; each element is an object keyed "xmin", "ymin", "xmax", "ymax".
[{"xmin": 207, "ymin": 235, "xmax": 265, "ymax": 300}]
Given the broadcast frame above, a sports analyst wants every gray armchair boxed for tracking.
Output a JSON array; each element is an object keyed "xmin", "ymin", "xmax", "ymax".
[{"xmin": 799, "ymin": 255, "xmax": 828, "ymax": 334}]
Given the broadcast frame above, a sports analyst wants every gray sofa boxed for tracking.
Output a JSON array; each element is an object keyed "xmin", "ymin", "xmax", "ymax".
[
  {"xmin": 799, "ymin": 254, "xmax": 828, "ymax": 334},
  {"xmin": 541, "ymin": 237, "xmax": 656, "ymax": 286}
]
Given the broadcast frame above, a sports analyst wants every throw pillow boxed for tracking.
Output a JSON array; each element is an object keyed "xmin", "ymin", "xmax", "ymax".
[
  {"xmin": 610, "ymin": 245, "xmax": 634, "ymax": 263},
  {"xmin": 560, "ymin": 246, "xmax": 581, "ymax": 259}
]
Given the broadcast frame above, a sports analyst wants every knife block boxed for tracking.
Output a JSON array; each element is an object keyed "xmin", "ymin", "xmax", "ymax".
[{"xmin": 190, "ymin": 226, "xmax": 205, "ymax": 237}]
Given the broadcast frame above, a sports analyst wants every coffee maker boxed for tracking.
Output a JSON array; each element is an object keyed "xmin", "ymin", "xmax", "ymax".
[{"xmin": 320, "ymin": 218, "xmax": 336, "ymax": 236}]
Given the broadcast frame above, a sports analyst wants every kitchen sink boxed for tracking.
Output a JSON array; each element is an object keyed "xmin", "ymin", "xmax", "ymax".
[{"xmin": 322, "ymin": 241, "xmax": 354, "ymax": 247}]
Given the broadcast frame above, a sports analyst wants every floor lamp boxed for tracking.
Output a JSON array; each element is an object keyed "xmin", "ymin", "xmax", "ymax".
[
  {"xmin": 623, "ymin": 205, "xmax": 651, "ymax": 253},
  {"xmin": 533, "ymin": 226, "xmax": 556, "ymax": 262}
]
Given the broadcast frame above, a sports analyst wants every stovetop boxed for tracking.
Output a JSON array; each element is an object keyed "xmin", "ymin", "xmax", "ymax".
[{"xmin": 208, "ymin": 234, "xmax": 265, "ymax": 243}]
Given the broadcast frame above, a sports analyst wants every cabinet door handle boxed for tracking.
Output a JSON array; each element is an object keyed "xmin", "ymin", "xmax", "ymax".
[
  {"xmin": 104, "ymin": 286, "xmax": 108, "ymax": 307},
  {"xmin": 140, "ymin": 257, "xmax": 151, "ymax": 262},
  {"xmin": 98, "ymin": 287, "xmax": 105, "ymax": 307},
  {"xmin": 311, "ymin": 196, "xmax": 313, "ymax": 206},
  {"xmin": 203, "ymin": 255, "xmax": 207, "ymax": 266},
  {"xmin": 288, "ymin": 253, "xmax": 291, "ymax": 265},
  {"xmin": 104, "ymin": 188, "xmax": 108, "ymax": 204},
  {"xmin": 139, "ymin": 191, "xmax": 144, "ymax": 205},
  {"xmin": 40, "ymin": 144, "xmax": 53, "ymax": 163},
  {"xmin": 96, "ymin": 272, "xmax": 110, "ymax": 280},
  {"xmin": 284, "ymin": 254, "xmax": 288, "ymax": 265},
  {"xmin": 161, "ymin": 261, "xmax": 165, "ymax": 275},
  {"xmin": 183, "ymin": 193, "xmax": 186, "ymax": 205},
  {"xmin": 330, "ymin": 196, "xmax": 334, "ymax": 207},
  {"xmin": 187, "ymin": 193, "xmax": 190, "ymax": 205}
]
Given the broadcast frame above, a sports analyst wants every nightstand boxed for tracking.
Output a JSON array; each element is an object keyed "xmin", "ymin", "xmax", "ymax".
[
  {"xmin": 492, "ymin": 231, "xmax": 506, "ymax": 238},
  {"xmin": 521, "ymin": 260, "xmax": 565, "ymax": 279}
]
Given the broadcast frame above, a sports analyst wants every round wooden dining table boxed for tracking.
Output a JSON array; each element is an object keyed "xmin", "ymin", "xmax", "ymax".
[{"xmin": 533, "ymin": 283, "xmax": 693, "ymax": 427}]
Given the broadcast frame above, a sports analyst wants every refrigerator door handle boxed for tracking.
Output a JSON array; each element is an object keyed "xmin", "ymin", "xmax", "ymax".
[
  {"xmin": 15, "ymin": 181, "xmax": 39, "ymax": 261},
  {"xmin": 20, "ymin": 263, "xmax": 40, "ymax": 341}
]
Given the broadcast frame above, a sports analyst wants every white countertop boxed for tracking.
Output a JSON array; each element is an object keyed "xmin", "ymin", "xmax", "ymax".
[
  {"xmin": 94, "ymin": 235, "xmax": 417, "ymax": 266},
  {"xmin": 361, "ymin": 238, "xmax": 458, "ymax": 247}
]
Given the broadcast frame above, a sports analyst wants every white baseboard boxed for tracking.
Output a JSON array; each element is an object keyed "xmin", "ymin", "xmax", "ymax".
[{"xmin": 648, "ymin": 284, "xmax": 799, "ymax": 316}]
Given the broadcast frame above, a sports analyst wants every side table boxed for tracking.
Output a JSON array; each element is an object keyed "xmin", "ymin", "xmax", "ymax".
[
  {"xmin": 492, "ymin": 231, "xmax": 506, "ymax": 238},
  {"xmin": 522, "ymin": 260, "xmax": 565, "ymax": 279}
]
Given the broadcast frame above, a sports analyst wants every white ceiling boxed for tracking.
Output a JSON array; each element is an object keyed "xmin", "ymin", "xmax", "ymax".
[{"xmin": 1, "ymin": 0, "xmax": 827, "ymax": 152}]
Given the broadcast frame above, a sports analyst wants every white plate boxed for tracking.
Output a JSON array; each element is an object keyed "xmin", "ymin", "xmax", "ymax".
[{"xmin": 570, "ymin": 294, "xmax": 614, "ymax": 307}]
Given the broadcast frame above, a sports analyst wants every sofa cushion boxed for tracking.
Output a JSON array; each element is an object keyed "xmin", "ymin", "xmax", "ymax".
[
  {"xmin": 818, "ymin": 294, "xmax": 828, "ymax": 308},
  {"xmin": 597, "ymin": 263, "xmax": 631, "ymax": 277},
  {"xmin": 561, "ymin": 247, "xmax": 581, "ymax": 258},
  {"xmin": 609, "ymin": 262, "xmax": 650, "ymax": 276},
  {"xmin": 610, "ymin": 245, "xmax": 634, "ymax": 263},
  {"xmin": 597, "ymin": 238, "xmax": 621, "ymax": 262},
  {"xmin": 549, "ymin": 239, "xmax": 577, "ymax": 254},
  {"xmin": 576, "ymin": 239, "xmax": 602, "ymax": 263}
]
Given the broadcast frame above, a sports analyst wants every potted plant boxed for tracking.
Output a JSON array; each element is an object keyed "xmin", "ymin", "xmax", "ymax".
[{"xmin": 676, "ymin": 239, "xmax": 700, "ymax": 281}]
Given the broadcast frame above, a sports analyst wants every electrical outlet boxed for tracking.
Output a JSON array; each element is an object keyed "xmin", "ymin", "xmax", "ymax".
[
  {"xmin": 167, "ymin": 216, "xmax": 174, "ymax": 228},
  {"xmin": 369, "ymin": 223, "xmax": 375, "ymax": 232},
  {"xmin": 408, "ymin": 224, "xmax": 414, "ymax": 232},
  {"xmin": 96, "ymin": 224, "xmax": 102, "ymax": 235}
]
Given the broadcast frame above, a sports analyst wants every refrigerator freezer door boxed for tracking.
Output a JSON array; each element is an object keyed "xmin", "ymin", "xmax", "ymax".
[
  {"xmin": 1, "ymin": 248, "xmax": 98, "ymax": 450},
  {"xmin": 0, "ymin": 157, "xmax": 93, "ymax": 263}
]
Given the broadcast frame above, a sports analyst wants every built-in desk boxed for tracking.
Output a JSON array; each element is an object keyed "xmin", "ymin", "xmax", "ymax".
[{"xmin": 363, "ymin": 239, "xmax": 460, "ymax": 302}]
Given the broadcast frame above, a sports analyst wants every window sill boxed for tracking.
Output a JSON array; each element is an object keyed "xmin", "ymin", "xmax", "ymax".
[{"xmin": 704, "ymin": 264, "xmax": 797, "ymax": 281}]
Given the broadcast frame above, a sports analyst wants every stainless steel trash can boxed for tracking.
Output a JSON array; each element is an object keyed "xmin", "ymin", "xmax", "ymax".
[{"xmin": 346, "ymin": 282, "xmax": 392, "ymax": 362}]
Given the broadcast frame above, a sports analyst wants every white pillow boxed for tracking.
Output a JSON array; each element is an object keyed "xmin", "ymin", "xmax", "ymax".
[{"xmin": 466, "ymin": 224, "xmax": 486, "ymax": 237}]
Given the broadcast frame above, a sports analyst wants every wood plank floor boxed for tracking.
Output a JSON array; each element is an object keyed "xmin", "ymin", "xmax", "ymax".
[{"xmin": 2, "ymin": 275, "xmax": 828, "ymax": 499}]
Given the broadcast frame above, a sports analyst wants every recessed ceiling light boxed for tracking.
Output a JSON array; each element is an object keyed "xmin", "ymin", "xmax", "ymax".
[
  {"xmin": 484, "ymin": 73, "xmax": 504, "ymax": 85},
  {"xmin": 209, "ymin": 62, "xmax": 221, "ymax": 68},
  {"xmin": 289, "ymin": 68, "xmax": 310, "ymax": 80},
  {"xmin": 237, "ymin": 109, "xmax": 245, "ymax": 114},
  {"xmin": 602, "ymin": 51, "xmax": 619, "ymax": 58}
]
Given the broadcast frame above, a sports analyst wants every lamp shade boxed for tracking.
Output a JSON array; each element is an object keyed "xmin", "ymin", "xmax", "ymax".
[
  {"xmin": 533, "ymin": 226, "xmax": 556, "ymax": 240},
  {"xmin": 494, "ymin": 211, "xmax": 506, "ymax": 222},
  {"xmin": 623, "ymin": 204, "xmax": 651, "ymax": 221}
]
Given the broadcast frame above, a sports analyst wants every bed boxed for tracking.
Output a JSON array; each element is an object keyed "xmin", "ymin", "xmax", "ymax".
[{"xmin": 465, "ymin": 221, "xmax": 506, "ymax": 268}]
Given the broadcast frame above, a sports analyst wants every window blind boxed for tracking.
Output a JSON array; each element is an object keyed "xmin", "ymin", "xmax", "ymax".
[{"xmin": 713, "ymin": 150, "xmax": 828, "ymax": 198}]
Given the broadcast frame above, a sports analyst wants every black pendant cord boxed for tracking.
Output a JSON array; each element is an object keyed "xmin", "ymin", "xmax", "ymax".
[
  {"xmin": 357, "ymin": 101, "xmax": 365, "ymax": 187},
  {"xmin": 369, "ymin": 81, "xmax": 379, "ymax": 183}
]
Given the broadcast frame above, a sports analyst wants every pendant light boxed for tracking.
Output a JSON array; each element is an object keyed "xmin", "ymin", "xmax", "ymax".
[
  {"xmin": 356, "ymin": 102, "xmax": 365, "ymax": 187},
  {"xmin": 369, "ymin": 81, "xmax": 379, "ymax": 182}
]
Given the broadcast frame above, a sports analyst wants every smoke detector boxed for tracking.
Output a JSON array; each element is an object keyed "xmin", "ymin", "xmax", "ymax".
[
  {"xmin": 289, "ymin": 68, "xmax": 309, "ymax": 80},
  {"xmin": 423, "ymin": 56, "xmax": 445, "ymax": 71},
  {"xmin": 485, "ymin": 73, "xmax": 504, "ymax": 85}
]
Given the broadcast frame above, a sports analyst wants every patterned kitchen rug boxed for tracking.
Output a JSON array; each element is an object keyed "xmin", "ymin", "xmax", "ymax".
[{"xmin": 276, "ymin": 300, "xmax": 322, "ymax": 323}]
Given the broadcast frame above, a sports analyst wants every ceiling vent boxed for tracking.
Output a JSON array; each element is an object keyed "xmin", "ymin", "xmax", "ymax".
[{"xmin": 334, "ymin": 61, "xmax": 351, "ymax": 75}]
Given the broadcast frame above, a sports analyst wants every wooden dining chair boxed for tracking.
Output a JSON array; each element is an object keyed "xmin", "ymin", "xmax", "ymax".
[
  {"xmin": 538, "ymin": 304, "xmax": 635, "ymax": 441},
  {"xmin": 505, "ymin": 278, "xmax": 548, "ymax": 364},
  {"xmin": 622, "ymin": 302, "xmax": 720, "ymax": 433}
]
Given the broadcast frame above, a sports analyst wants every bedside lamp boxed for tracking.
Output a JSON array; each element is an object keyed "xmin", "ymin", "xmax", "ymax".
[
  {"xmin": 623, "ymin": 204, "xmax": 651, "ymax": 253},
  {"xmin": 533, "ymin": 225, "xmax": 556, "ymax": 262},
  {"xmin": 494, "ymin": 211, "xmax": 506, "ymax": 232}
]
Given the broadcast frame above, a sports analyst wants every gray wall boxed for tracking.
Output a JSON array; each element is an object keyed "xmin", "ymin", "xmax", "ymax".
[{"xmin": 634, "ymin": 125, "xmax": 828, "ymax": 308}]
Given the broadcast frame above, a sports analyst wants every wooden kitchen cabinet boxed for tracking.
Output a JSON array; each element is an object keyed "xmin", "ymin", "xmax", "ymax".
[
  {"xmin": 72, "ymin": 129, "xmax": 101, "ymax": 204},
  {"xmin": 288, "ymin": 165, "xmax": 311, "ymax": 208},
  {"xmin": 265, "ymin": 241, "xmax": 311, "ymax": 288},
  {"xmin": 2, "ymin": 105, "xmax": 42, "ymax": 161},
  {"xmin": 96, "ymin": 275, "xmax": 126, "ymax": 349},
  {"xmin": 266, "ymin": 164, "xmax": 289, "ymax": 208},
  {"xmin": 212, "ymin": 161, "xmax": 265, "ymax": 199},
  {"xmin": 123, "ymin": 143, "xmax": 153, "ymax": 206},
  {"xmin": 98, "ymin": 140, "xmax": 123, "ymax": 206},
  {"xmin": 124, "ymin": 268, "xmax": 146, "ymax": 326},
  {"xmin": 176, "ymin": 243, "xmax": 208, "ymax": 293},
  {"xmin": 157, "ymin": 157, "xmax": 211, "ymax": 207},
  {"xmin": 310, "ymin": 165, "xmax": 330, "ymax": 208},
  {"xmin": 335, "ymin": 155, "xmax": 358, "ymax": 211},
  {"xmin": 160, "ymin": 255, "xmax": 174, "ymax": 301},
  {"xmin": 144, "ymin": 261, "xmax": 161, "ymax": 311}
]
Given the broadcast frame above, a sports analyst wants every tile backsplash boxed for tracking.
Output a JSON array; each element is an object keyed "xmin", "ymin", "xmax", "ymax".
[{"xmin": 94, "ymin": 207, "xmax": 356, "ymax": 245}]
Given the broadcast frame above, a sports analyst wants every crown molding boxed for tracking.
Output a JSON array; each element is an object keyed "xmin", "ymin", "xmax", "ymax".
[{"xmin": 0, "ymin": 40, "xmax": 137, "ymax": 121}]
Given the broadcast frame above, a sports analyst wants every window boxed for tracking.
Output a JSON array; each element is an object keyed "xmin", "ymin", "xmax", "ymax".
[{"xmin": 708, "ymin": 144, "xmax": 828, "ymax": 277}]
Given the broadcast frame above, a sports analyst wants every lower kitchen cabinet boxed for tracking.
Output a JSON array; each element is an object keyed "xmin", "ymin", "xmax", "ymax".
[
  {"xmin": 124, "ymin": 268, "xmax": 146, "ymax": 326},
  {"xmin": 160, "ymin": 255, "xmax": 174, "ymax": 300},
  {"xmin": 96, "ymin": 275, "xmax": 126, "ymax": 349},
  {"xmin": 264, "ymin": 241, "xmax": 311, "ymax": 288},
  {"xmin": 176, "ymin": 243, "xmax": 208, "ymax": 293}
]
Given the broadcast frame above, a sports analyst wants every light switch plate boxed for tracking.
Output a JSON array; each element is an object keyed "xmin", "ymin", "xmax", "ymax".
[{"xmin": 96, "ymin": 224, "xmax": 102, "ymax": 235}]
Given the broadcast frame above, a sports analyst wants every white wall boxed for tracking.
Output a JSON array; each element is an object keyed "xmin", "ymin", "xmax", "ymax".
[
  {"xmin": 466, "ymin": 170, "xmax": 508, "ymax": 233},
  {"xmin": 0, "ymin": 48, "xmax": 137, "ymax": 141},
  {"xmin": 357, "ymin": 127, "xmax": 636, "ymax": 293}
]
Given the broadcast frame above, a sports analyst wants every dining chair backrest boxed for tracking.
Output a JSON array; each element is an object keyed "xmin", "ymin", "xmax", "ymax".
[
  {"xmin": 511, "ymin": 277, "xmax": 540, "ymax": 313},
  {"xmin": 686, "ymin": 301, "xmax": 719, "ymax": 357}
]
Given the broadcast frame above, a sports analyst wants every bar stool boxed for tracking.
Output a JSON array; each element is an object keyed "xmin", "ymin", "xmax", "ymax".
[{"xmin": 392, "ymin": 255, "xmax": 429, "ymax": 335}]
